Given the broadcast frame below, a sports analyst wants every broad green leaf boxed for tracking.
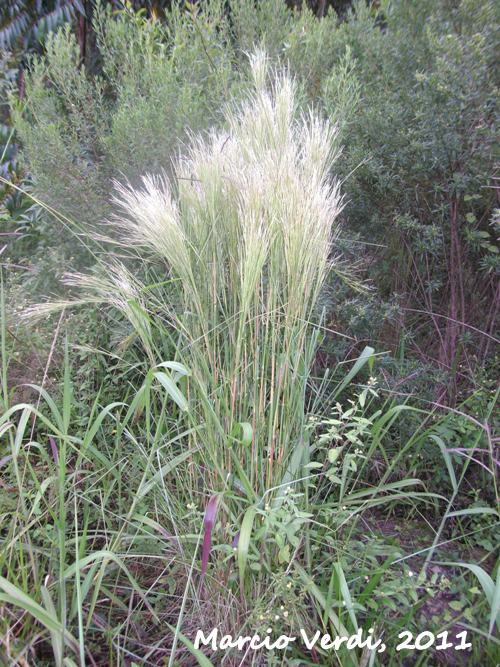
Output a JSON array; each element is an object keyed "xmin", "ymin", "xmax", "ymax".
[
  {"xmin": 231, "ymin": 421, "xmax": 253, "ymax": 446},
  {"xmin": 165, "ymin": 623, "xmax": 215, "ymax": 666},
  {"xmin": 154, "ymin": 371, "xmax": 189, "ymax": 411},
  {"xmin": 430, "ymin": 435, "xmax": 457, "ymax": 493},
  {"xmin": 334, "ymin": 562, "xmax": 358, "ymax": 631},
  {"xmin": 137, "ymin": 448, "xmax": 196, "ymax": 499},
  {"xmin": 332, "ymin": 346, "xmax": 375, "ymax": 399},
  {"xmin": 157, "ymin": 361, "xmax": 191, "ymax": 378},
  {"xmin": 437, "ymin": 562, "xmax": 499, "ymax": 632}
]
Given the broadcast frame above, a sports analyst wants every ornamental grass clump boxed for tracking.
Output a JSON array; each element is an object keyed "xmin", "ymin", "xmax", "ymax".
[
  {"xmin": 27, "ymin": 53, "xmax": 344, "ymax": 499},
  {"xmin": 112, "ymin": 53, "xmax": 343, "ymax": 496}
]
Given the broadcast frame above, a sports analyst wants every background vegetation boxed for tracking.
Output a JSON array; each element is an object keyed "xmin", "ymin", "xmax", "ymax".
[{"xmin": 0, "ymin": 0, "xmax": 498, "ymax": 665}]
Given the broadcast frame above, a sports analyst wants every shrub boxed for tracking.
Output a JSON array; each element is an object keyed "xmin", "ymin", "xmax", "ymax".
[
  {"xmin": 12, "ymin": 0, "xmax": 240, "ymax": 237},
  {"xmin": 330, "ymin": 0, "xmax": 499, "ymax": 392}
]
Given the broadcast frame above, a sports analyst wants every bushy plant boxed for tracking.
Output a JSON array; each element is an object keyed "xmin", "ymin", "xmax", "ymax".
[
  {"xmin": 341, "ymin": 0, "xmax": 498, "ymax": 381},
  {"xmin": 2, "ymin": 322, "xmax": 497, "ymax": 665},
  {"xmin": 11, "ymin": 0, "xmax": 240, "ymax": 239}
]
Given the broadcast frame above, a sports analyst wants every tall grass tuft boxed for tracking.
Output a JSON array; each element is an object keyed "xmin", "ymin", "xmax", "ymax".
[{"xmin": 110, "ymin": 52, "xmax": 343, "ymax": 497}]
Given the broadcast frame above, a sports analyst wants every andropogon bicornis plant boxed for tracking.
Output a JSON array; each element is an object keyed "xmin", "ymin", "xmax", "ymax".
[{"xmin": 37, "ymin": 52, "xmax": 344, "ymax": 504}]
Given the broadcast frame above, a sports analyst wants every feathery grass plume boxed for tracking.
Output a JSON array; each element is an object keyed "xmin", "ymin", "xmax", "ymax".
[
  {"xmin": 42, "ymin": 52, "xmax": 342, "ymax": 501},
  {"xmin": 110, "ymin": 51, "xmax": 343, "ymax": 496},
  {"xmin": 23, "ymin": 263, "xmax": 156, "ymax": 364}
]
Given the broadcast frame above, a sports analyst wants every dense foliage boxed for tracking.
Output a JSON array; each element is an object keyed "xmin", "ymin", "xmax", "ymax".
[
  {"xmin": 0, "ymin": 1, "xmax": 498, "ymax": 665},
  {"xmin": 7, "ymin": 0, "xmax": 499, "ymax": 397}
]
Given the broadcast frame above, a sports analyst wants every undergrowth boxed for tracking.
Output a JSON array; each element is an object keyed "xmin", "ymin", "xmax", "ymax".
[{"xmin": 1, "ymin": 53, "xmax": 499, "ymax": 666}]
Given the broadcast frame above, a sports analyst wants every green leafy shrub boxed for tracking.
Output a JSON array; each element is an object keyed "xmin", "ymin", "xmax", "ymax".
[
  {"xmin": 330, "ymin": 0, "xmax": 499, "ymax": 388},
  {"xmin": 12, "ymin": 0, "xmax": 240, "ymax": 237}
]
